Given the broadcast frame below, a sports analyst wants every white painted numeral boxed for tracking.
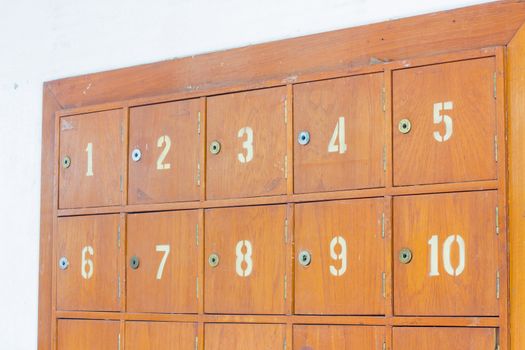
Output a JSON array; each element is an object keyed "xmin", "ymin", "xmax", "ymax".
[
  {"xmin": 85, "ymin": 142, "xmax": 94, "ymax": 176},
  {"xmin": 433, "ymin": 101, "xmax": 453, "ymax": 142},
  {"xmin": 235, "ymin": 240, "xmax": 253, "ymax": 277},
  {"xmin": 329, "ymin": 236, "xmax": 347, "ymax": 276},
  {"xmin": 428, "ymin": 234, "xmax": 465, "ymax": 277},
  {"xmin": 155, "ymin": 244, "xmax": 170, "ymax": 280},
  {"xmin": 328, "ymin": 117, "xmax": 347, "ymax": 154},
  {"xmin": 81, "ymin": 245, "xmax": 94, "ymax": 279},
  {"xmin": 237, "ymin": 127, "xmax": 254, "ymax": 163},
  {"xmin": 156, "ymin": 135, "xmax": 172, "ymax": 170}
]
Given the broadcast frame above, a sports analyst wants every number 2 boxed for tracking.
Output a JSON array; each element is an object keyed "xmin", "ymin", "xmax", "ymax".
[
  {"xmin": 155, "ymin": 244, "xmax": 170, "ymax": 280},
  {"xmin": 328, "ymin": 117, "xmax": 347, "ymax": 154},
  {"xmin": 329, "ymin": 236, "xmax": 347, "ymax": 276},
  {"xmin": 156, "ymin": 135, "xmax": 171, "ymax": 170},
  {"xmin": 238, "ymin": 127, "xmax": 254, "ymax": 163}
]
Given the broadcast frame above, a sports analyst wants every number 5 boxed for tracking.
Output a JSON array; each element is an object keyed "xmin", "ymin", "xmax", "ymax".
[{"xmin": 433, "ymin": 102, "xmax": 453, "ymax": 142}]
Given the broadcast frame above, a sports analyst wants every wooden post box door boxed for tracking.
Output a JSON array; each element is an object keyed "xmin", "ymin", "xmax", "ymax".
[
  {"xmin": 57, "ymin": 320, "xmax": 120, "ymax": 350},
  {"xmin": 294, "ymin": 73, "xmax": 385, "ymax": 193},
  {"xmin": 128, "ymin": 99, "xmax": 200, "ymax": 204},
  {"xmin": 205, "ymin": 323, "xmax": 285, "ymax": 350},
  {"xmin": 127, "ymin": 211, "xmax": 199, "ymax": 313},
  {"xmin": 204, "ymin": 205, "xmax": 287, "ymax": 314},
  {"xmin": 393, "ymin": 327, "xmax": 496, "ymax": 349},
  {"xmin": 59, "ymin": 110, "xmax": 123, "ymax": 209},
  {"xmin": 206, "ymin": 87, "xmax": 287, "ymax": 199},
  {"xmin": 393, "ymin": 191, "xmax": 498, "ymax": 316},
  {"xmin": 57, "ymin": 214, "xmax": 120, "ymax": 311},
  {"xmin": 393, "ymin": 58, "xmax": 497, "ymax": 186},
  {"xmin": 125, "ymin": 322, "xmax": 197, "ymax": 349},
  {"xmin": 295, "ymin": 199, "xmax": 385, "ymax": 315},
  {"xmin": 293, "ymin": 325, "xmax": 385, "ymax": 349}
]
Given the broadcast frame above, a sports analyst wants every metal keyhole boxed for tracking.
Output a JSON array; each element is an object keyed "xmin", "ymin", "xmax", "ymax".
[
  {"xmin": 58, "ymin": 257, "xmax": 69, "ymax": 270},
  {"xmin": 398, "ymin": 119, "xmax": 412, "ymax": 134},
  {"xmin": 209, "ymin": 141, "xmax": 221, "ymax": 155},
  {"xmin": 298, "ymin": 250, "xmax": 312, "ymax": 267},
  {"xmin": 130, "ymin": 256, "xmax": 140, "ymax": 270},
  {"xmin": 62, "ymin": 156, "xmax": 71, "ymax": 169},
  {"xmin": 298, "ymin": 131, "xmax": 310, "ymax": 145},
  {"xmin": 208, "ymin": 253, "xmax": 220, "ymax": 267},
  {"xmin": 131, "ymin": 148, "xmax": 142, "ymax": 162},
  {"xmin": 399, "ymin": 248, "xmax": 413, "ymax": 264}
]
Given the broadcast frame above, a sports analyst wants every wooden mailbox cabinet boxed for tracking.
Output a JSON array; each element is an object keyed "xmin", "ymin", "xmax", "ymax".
[{"xmin": 39, "ymin": 1, "xmax": 525, "ymax": 349}]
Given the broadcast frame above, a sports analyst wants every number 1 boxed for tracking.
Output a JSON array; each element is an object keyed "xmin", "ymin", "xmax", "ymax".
[{"xmin": 85, "ymin": 142, "xmax": 94, "ymax": 176}]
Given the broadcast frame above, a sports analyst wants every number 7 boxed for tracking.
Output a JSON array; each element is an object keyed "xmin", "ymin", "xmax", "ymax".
[{"xmin": 155, "ymin": 244, "xmax": 170, "ymax": 280}]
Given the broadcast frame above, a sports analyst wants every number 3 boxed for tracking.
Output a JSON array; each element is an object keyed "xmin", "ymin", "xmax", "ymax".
[{"xmin": 238, "ymin": 127, "xmax": 254, "ymax": 163}]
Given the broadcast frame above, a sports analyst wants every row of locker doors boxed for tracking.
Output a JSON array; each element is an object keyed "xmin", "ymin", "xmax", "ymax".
[
  {"xmin": 58, "ymin": 320, "xmax": 497, "ymax": 350},
  {"xmin": 56, "ymin": 191, "xmax": 499, "ymax": 316},
  {"xmin": 58, "ymin": 57, "xmax": 498, "ymax": 208}
]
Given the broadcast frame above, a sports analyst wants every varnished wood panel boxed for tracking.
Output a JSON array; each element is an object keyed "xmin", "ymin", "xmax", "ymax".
[
  {"xmin": 204, "ymin": 205, "xmax": 287, "ymax": 314},
  {"xmin": 393, "ymin": 191, "xmax": 499, "ymax": 316},
  {"xmin": 393, "ymin": 58, "xmax": 497, "ymax": 186},
  {"xmin": 59, "ymin": 109, "xmax": 123, "ymax": 208},
  {"xmin": 204, "ymin": 323, "xmax": 285, "ymax": 350},
  {"xmin": 206, "ymin": 87, "xmax": 287, "ymax": 199},
  {"xmin": 128, "ymin": 99, "xmax": 200, "ymax": 204},
  {"xmin": 293, "ymin": 325, "xmax": 384, "ymax": 349},
  {"xmin": 392, "ymin": 327, "xmax": 496, "ymax": 349},
  {"xmin": 295, "ymin": 199, "xmax": 385, "ymax": 315},
  {"xmin": 56, "ymin": 215, "xmax": 120, "ymax": 311},
  {"xmin": 127, "ymin": 211, "xmax": 199, "ymax": 313},
  {"xmin": 294, "ymin": 73, "xmax": 385, "ymax": 193},
  {"xmin": 57, "ymin": 319, "xmax": 119, "ymax": 350},
  {"xmin": 125, "ymin": 321, "xmax": 197, "ymax": 349}
]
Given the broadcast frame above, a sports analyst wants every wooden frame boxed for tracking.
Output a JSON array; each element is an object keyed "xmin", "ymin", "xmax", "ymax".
[{"xmin": 39, "ymin": 1, "xmax": 525, "ymax": 349}]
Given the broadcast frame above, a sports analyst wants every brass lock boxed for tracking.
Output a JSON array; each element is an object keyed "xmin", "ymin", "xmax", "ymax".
[
  {"xmin": 58, "ymin": 257, "xmax": 69, "ymax": 270},
  {"xmin": 399, "ymin": 248, "xmax": 413, "ymax": 264},
  {"xmin": 209, "ymin": 141, "xmax": 221, "ymax": 155},
  {"xmin": 131, "ymin": 148, "xmax": 142, "ymax": 162},
  {"xmin": 208, "ymin": 253, "xmax": 220, "ymax": 267},
  {"xmin": 398, "ymin": 119, "xmax": 412, "ymax": 134},
  {"xmin": 298, "ymin": 250, "xmax": 312, "ymax": 267},
  {"xmin": 130, "ymin": 256, "xmax": 140, "ymax": 270},
  {"xmin": 62, "ymin": 156, "xmax": 71, "ymax": 169}
]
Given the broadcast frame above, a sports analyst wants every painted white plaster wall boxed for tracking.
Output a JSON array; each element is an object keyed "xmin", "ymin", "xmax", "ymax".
[{"xmin": 0, "ymin": 0, "xmax": 492, "ymax": 348}]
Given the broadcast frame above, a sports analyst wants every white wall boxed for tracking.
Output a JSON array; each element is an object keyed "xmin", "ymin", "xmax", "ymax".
[{"xmin": 0, "ymin": 0, "xmax": 491, "ymax": 348}]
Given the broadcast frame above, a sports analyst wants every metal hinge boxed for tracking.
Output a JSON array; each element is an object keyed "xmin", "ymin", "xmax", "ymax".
[
  {"xmin": 196, "ymin": 277, "xmax": 199, "ymax": 300},
  {"xmin": 495, "ymin": 329, "xmax": 500, "ymax": 350},
  {"xmin": 496, "ymin": 206, "xmax": 500, "ymax": 235},
  {"xmin": 196, "ymin": 162, "xmax": 201, "ymax": 186},
  {"xmin": 493, "ymin": 72, "xmax": 497, "ymax": 99},
  {"xmin": 284, "ymin": 337, "xmax": 287, "ymax": 350},
  {"xmin": 120, "ymin": 175, "xmax": 123, "ymax": 192},
  {"xmin": 381, "ymin": 213, "xmax": 385, "ymax": 239},
  {"xmin": 120, "ymin": 123, "xmax": 124, "ymax": 143},
  {"xmin": 117, "ymin": 225, "xmax": 121, "ymax": 248},
  {"xmin": 382, "ymin": 272, "xmax": 386, "ymax": 298},
  {"xmin": 284, "ymin": 155, "xmax": 288, "ymax": 179},
  {"xmin": 196, "ymin": 223, "xmax": 199, "ymax": 245},
  {"xmin": 284, "ymin": 219, "xmax": 289, "ymax": 243},
  {"xmin": 284, "ymin": 99, "xmax": 288, "ymax": 124},
  {"xmin": 118, "ymin": 333, "xmax": 121, "ymax": 350},
  {"xmin": 195, "ymin": 336, "xmax": 198, "ymax": 350},
  {"xmin": 284, "ymin": 274, "xmax": 287, "ymax": 301},
  {"xmin": 117, "ymin": 273, "xmax": 121, "ymax": 299},
  {"xmin": 383, "ymin": 341, "xmax": 387, "ymax": 350},
  {"xmin": 496, "ymin": 271, "xmax": 500, "ymax": 299},
  {"xmin": 197, "ymin": 112, "xmax": 201, "ymax": 134},
  {"xmin": 383, "ymin": 146, "xmax": 387, "ymax": 172},
  {"xmin": 494, "ymin": 136, "xmax": 498, "ymax": 162},
  {"xmin": 382, "ymin": 87, "xmax": 386, "ymax": 112}
]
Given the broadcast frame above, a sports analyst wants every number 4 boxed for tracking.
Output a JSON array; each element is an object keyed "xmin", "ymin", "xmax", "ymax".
[{"xmin": 328, "ymin": 117, "xmax": 347, "ymax": 154}]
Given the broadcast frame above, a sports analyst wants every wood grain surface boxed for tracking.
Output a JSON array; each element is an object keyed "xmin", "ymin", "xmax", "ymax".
[
  {"xmin": 125, "ymin": 321, "xmax": 197, "ymax": 349},
  {"xmin": 293, "ymin": 325, "xmax": 385, "ymax": 350},
  {"xmin": 392, "ymin": 327, "xmax": 496, "ymax": 349},
  {"xmin": 57, "ymin": 319, "xmax": 119, "ymax": 350}
]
